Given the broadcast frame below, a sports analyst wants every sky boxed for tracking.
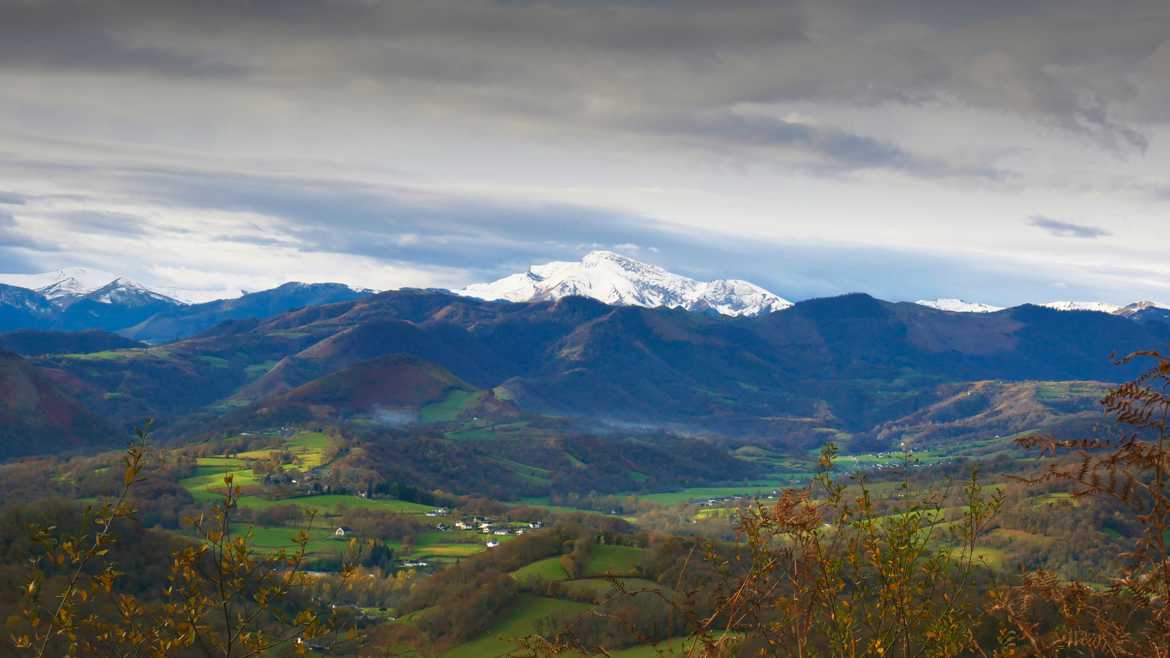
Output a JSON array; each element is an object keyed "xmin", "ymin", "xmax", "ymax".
[{"xmin": 1, "ymin": 0, "xmax": 1169, "ymax": 305}]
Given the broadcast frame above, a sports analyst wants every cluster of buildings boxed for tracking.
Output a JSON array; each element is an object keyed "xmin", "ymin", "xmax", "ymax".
[
  {"xmin": 696, "ymin": 490, "xmax": 780, "ymax": 508},
  {"xmin": 428, "ymin": 515, "xmax": 547, "ymax": 548}
]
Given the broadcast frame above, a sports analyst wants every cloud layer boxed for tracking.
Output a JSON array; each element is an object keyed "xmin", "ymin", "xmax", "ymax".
[
  {"xmin": 1, "ymin": 1, "xmax": 1169, "ymax": 305},
  {"xmin": 1028, "ymin": 216, "xmax": 1111, "ymax": 239}
]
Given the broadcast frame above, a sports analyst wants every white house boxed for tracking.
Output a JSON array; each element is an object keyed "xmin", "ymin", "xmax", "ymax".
[{"xmin": 486, "ymin": 540, "xmax": 500, "ymax": 548}]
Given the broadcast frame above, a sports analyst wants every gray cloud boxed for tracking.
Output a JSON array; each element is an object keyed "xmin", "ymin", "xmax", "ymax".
[
  {"xmin": 0, "ymin": 30, "xmax": 244, "ymax": 78},
  {"xmin": 54, "ymin": 211, "xmax": 149, "ymax": 237},
  {"xmin": 2, "ymin": 0, "xmax": 1163, "ymax": 154},
  {"xmin": 1028, "ymin": 216, "xmax": 1111, "ymax": 239},
  {"xmin": 2, "ymin": 158, "xmax": 1166, "ymax": 305},
  {"xmin": 640, "ymin": 112, "xmax": 1006, "ymax": 178},
  {"xmin": 0, "ymin": 210, "xmax": 61, "ymax": 252},
  {"xmin": 0, "ymin": 0, "xmax": 1166, "ymax": 306},
  {"xmin": 102, "ymin": 167, "xmax": 678, "ymax": 274}
]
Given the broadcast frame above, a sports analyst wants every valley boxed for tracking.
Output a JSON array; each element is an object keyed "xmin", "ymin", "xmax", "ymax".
[{"xmin": 3, "ymin": 284, "xmax": 1169, "ymax": 656}]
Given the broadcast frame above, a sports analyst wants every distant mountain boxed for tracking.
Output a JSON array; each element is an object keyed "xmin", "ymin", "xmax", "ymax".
[
  {"xmin": 0, "ymin": 267, "xmax": 121, "ymax": 302},
  {"xmin": 57, "ymin": 279, "xmax": 184, "ymax": 332},
  {"xmin": 915, "ymin": 298, "xmax": 1004, "ymax": 313},
  {"xmin": 0, "ymin": 268, "xmax": 246, "ymax": 304},
  {"xmin": 122, "ymin": 282, "xmax": 374, "ymax": 342},
  {"xmin": 80, "ymin": 278, "xmax": 178, "ymax": 306},
  {"xmin": 1041, "ymin": 300, "xmax": 1122, "ymax": 314},
  {"xmin": 0, "ymin": 330, "xmax": 143, "ymax": 356},
  {"xmin": 26, "ymin": 290, "xmax": 1170, "ymax": 451},
  {"xmin": 917, "ymin": 297, "xmax": 1170, "ymax": 319},
  {"xmin": 458, "ymin": 250, "xmax": 792, "ymax": 317},
  {"xmin": 0, "ymin": 271, "xmax": 372, "ymax": 341},
  {"xmin": 0, "ymin": 270, "xmax": 184, "ymax": 332},
  {"xmin": 0, "ymin": 284, "xmax": 55, "ymax": 331},
  {"xmin": 1115, "ymin": 301, "xmax": 1170, "ymax": 326}
]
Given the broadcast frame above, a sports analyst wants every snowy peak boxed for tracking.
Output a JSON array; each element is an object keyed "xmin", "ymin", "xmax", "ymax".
[
  {"xmin": 458, "ymin": 250, "xmax": 792, "ymax": 317},
  {"xmin": 915, "ymin": 298, "xmax": 1003, "ymax": 313},
  {"xmin": 0, "ymin": 269, "xmax": 182, "ymax": 308},
  {"xmin": 1041, "ymin": 301, "xmax": 1121, "ymax": 314},
  {"xmin": 1114, "ymin": 301, "xmax": 1170, "ymax": 326},
  {"xmin": 1115, "ymin": 301, "xmax": 1160, "ymax": 318},
  {"xmin": 0, "ymin": 268, "xmax": 119, "ymax": 301},
  {"xmin": 83, "ymin": 277, "xmax": 180, "ymax": 307}
]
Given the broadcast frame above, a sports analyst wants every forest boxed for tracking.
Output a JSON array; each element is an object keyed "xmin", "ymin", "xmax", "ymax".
[{"xmin": 0, "ymin": 348, "xmax": 1167, "ymax": 656}]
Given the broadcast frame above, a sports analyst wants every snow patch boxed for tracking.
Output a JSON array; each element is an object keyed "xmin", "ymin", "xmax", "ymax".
[
  {"xmin": 457, "ymin": 250, "xmax": 792, "ymax": 317},
  {"xmin": 914, "ymin": 298, "xmax": 1003, "ymax": 313},
  {"xmin": 1041, "ymin": 301, "xmax": 1121, "ymax": 314}
]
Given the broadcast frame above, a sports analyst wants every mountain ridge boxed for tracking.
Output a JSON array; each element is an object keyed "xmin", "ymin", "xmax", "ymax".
[
  {"xmin": 458, "ymin": 250, "xmax": 793, "ymax": 317},
  {"xmin": 3, "ymin": 259, "xmax": 1169, "ymax": 340},
  {"xmin": 18, "ymin": 289, "xmax": 1170, "ymax": 454}
]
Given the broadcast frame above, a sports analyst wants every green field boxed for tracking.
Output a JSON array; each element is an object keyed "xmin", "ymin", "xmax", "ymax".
[
  {"xmin": 180, "ymin": 461, "xmax": 256, "ymax": 502},
  {"xmin": 513, "ymin": 556, "xmax": 569, "ymax": 582},
  {"xmin": 60, "ymin": 349, "xmax": 142, "ymax": 361},
  {"xmin": 635, "ymin": 485, "xmax": 776, "ymax": 506},
  {"xmin": 420, "ymin": 389, "xmax": 477, "ymax": 423},
  {"xmin": 230, "ymin": 523, "xmax": 349, "ymax": 556},
  {"xmin": 192, "ymin": 456, "xmax": 247, "ymax": 467},
  {"xmin": 560, "ymin": 577, "xmax": 663, "ymax": 598},
  {"xmin": 442, "ymin": 595, "xmax": 592, "ymax": 658},
  {"xmin": 234, "ymin": 431, "xmax": 331, "ymax": 469},
  {"xmin": 949, "ymin": 546, "xmax": 1008, "ymax": 570},
  {"xmin": 439, "ymin": 591, "xmax": 700, "ymax": 658},
  {"xmin": 178, "ymin": 431, "xmax": 433, "ymax": 515},
  {"xmin": 604, "ymin": 637, "xmax": 715, "ymax": 658},
  {"xmin": 583, "ymin": 545, "xmax": 645, "ymax": 577},
  {"xmin": 445, "ymin": 427, "xmax": 498, "ymax": 441},
  {"xmin": 234, "ymin": 494, "xmax": 435, "ymax": 514},
  {"xmin": 181, "ymin": 431, "xmax": 334, "ymax": 503},
  {"xmin": 408, "ymin": 543, "xmax": 486, "ymax": 560}
]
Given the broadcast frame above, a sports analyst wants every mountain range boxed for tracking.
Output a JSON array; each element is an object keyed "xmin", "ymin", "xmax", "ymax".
[
  {"xmin": 459, "ymin": 250, "xmax": 793, "ymax": 316},
  {"xmin": 4, "ymin": 283, "xmax": 1168, "ymax": 459},
  {"xmin": 0, "ymin": 270, "xmax": 372, "ymax": 338},
  {"xmin": 4, "ymin": 252, "xmax": 1170, "ymax": 461},
  {"xmin": 915, "ymin": 298, "xmax": 1170, "ymax": 319},
  {"xmin": 4, "ymin": 256, "xmax": 1169, "ymax": 340}
]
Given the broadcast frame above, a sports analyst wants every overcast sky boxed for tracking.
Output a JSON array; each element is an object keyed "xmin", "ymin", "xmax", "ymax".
[{"xmin": 1, "ymin": 0, "xmax": 1169, "ymax": 304}]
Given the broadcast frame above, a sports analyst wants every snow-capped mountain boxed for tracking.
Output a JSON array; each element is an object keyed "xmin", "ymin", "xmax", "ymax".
[
  {"xmin": 1041, "ymin": 301, "xmax": 1122, "ymax": 314},
  {"xmin": 84, "ymin": 277, "xmax": 181, "ymax": 307},
  {"xmin": 0, "ymin": 268, "xmax": 183, "ymax": 307},
  {"xmin": 1114, "ymin": 301, "xmax": 1170, "ymax": 325},
  {"xmin": 1115, "ymin": 301, "xmax": 1160, "ymax": 318},
  {"xmin": 0, "ymin": 283, "xmax": 55, "ymax": 315},
  {"xmin": 915, "ymin": 298, "xmax": 1004, "ymax": 313},
  {"xmin": 0, "ymin": 268, "xmax": 121, "ymax": 302},
  {"xmin": 457, "ymin": 250, "xmax": 792, "ymax": 317}
]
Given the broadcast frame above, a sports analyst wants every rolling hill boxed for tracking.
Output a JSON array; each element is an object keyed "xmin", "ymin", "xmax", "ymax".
[
  {"xmin": 258, "ymin": 354, "xmax": 473, "ymax": 419},
  {"xmin": 0, "ymin": 350, "xmax": 120, "ymax": 458},
  {"xmin": 0, "ymin": 329, "xmax": 144, "ymax": 356},
  {"xmin": 7, "ymin": 288, "xmax": 1167, "ymax": 456},
  {"xmin": 122, "ymin": 282, "xmax": 373, "ymax": 343}
]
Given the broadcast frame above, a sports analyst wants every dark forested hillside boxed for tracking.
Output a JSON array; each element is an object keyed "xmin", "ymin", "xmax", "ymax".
[
  {"xmin": 0, "ymin": 329, "xmax": 143, "ymax": 356},
  {"xmin": 121, "ymin": 282, "xmax": 373, "ymax": 342},
  {"xmin": 0, "ymin": 350, "xmax": 120, "ymax": 458},
  {"xmin": 15, "ymin": 289, "xmax": 1168, "ymax": 451}
]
